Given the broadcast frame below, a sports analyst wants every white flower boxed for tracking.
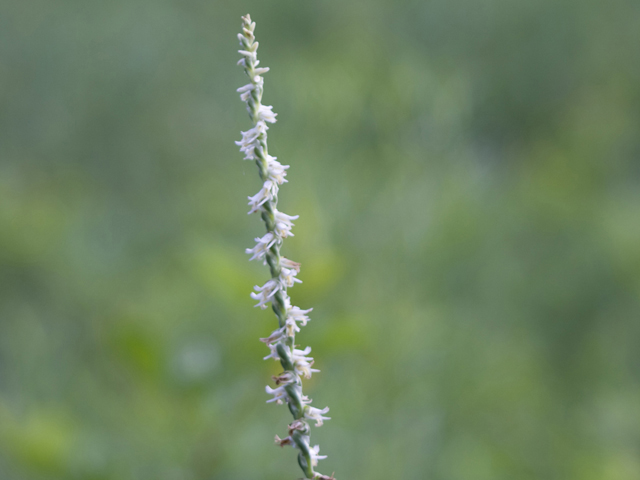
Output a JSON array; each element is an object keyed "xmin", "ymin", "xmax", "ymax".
[
  {"xmin": 304, "ymin": 406, "xmax": 331, "ymax": 427},
  {"xmin": 293, "ymin": 346, "xmax": 312, "ymax": 358},
  {"xmin": 236, "ymin": 124, "xmax": 261, "ymax": 147},
  {"xmin": 237, "ymin": 84, "xmax": 255, "ymax": 102},
  {"xmin": 263, "ymin": 342, "xmax": 280, "ymax": 361},
  {"xmin": 288, "ymin": 305, "xmax": 312, "ymax": 327},
  {"xmin": 250, "ymin": 278, "xmax": 281, "ymax": 309},
  {"xmin": 280, "ymin": 266, "xmax": 302, "ymax": 288},
  {"xmin": 247, "ymin": 180, "xmax": 278, "ymax": 214},
  {"xmin": 259, "ymin": 326, "xmax": 286, "ymax": 344},
  {"xmin": 238, "ymin": 49, "xmax": 257, "ymax": 63},
  {"xmin": 265, "ymin": 156, "xmax": 289, "ymax": 184},
  {"xmin": 254, "ymin": 66, "xmax": 270, "ymax": 76},
  {"xmin": 280, "ymin": 257, "xmax": 300, "ymax": 272},
  {"xmin": 265, "ymin": 384, "xmax": 287, "ymax": 404},
  {"xmin": 273, "ymin": 210, "xmax": 299, "ymax": 238},
  {"xmin": 245, "ymin": 232, "xmax": 276, "ymax": 262},
  {"xmin": 310, "ymin": 445, "xmax": 327, "ymax": 467},
  {"xmin": 285, "ymin": 318, "xmax": 300, "ymax": 336},
  {"xmin": 292, "ymin": 347, "xmax": 319, "ymax": 379},
  {"xmin": 257, "ymin": 104, "xmax": 277, "ymax": 123},
  {"xmin": 284, "ymin": 304, "xmax": 312, "ymax": 336},
  {"xmin": 296, "ymin": 361, "xmax": 320, "ymax": 380},
  {"xmin": 236, "ymin": 123, "xmax": 267, "ymax": 160}
]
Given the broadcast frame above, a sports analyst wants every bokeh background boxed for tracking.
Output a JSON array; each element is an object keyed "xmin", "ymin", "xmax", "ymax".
[{"xmin": 2, "ymin": 1, "xmax": 640, "ymax": 479}]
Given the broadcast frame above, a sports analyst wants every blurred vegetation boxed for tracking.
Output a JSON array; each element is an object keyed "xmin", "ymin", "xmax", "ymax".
[{"xmin": 1, "ymin": 1, "xmax": 639, "ymax": 479}]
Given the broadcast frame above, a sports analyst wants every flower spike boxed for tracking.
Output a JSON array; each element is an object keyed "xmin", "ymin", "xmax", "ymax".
[{"xmin": 235, "ymin": 14, "xmax": 333, "ymax": 480}]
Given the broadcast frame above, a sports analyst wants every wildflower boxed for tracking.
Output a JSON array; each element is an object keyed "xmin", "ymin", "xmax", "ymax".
[
  {"xmin": 304, "ymin": 406, "xmax": 331, "ymax": 427},
  {"xmin": 265, "ymin": 156, "xmax": 289, "ymax": 184},
  {"xmin": 250, "ymin": 278, "xmax": 281, "ymax": 309},
  {"xmin": 280, "ymin": 266, "xmax": 302, "ymax": 288},
  {"xmin": 236, "ymin": 83, "xmax": 255, "ymax": 102},
  {"xmin": 245, "ymin": 232, "xmax": 277, "ymax": 262},
  {"xmin": 235, "ymin": 123, "xmax": 267, "ymax": 159},
  {"xmin": 292, "ymin": 347, "xmax": 320, "ymax": 379},
  {"xmin": 263, "ymin": 342, "xmax": 280, "ymax": 361},
  {"xmin": 273, "ymin": 210, "xmax": 299, "ymax": 238},
  {"xmin": 265, "ymin": 384, "xmax": 287, "ymax": 404},
  {"xmin": 288, "ymin": 306, "xmax": 312, "ymax": 327},
  {"xmin": 257, "ymin": 104, "xmax": 277, "ymax": 123},
  {"xmin": 236, "ymin": 14, "xmax": 333, "ymax": 479},
  {"xmin": 309, "ymin": 445, "xmax": 327, "ymax": 468},
  {"xmin": 247, "ymin": 180, "xmax": 278, "ymax": 214},
  {"xmin": 260, "ymin": 327, "xmax": 286, "ymax": 344}
]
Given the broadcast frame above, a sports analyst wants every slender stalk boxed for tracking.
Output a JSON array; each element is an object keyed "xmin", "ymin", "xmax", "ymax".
[{"xmin": 235, "ymin": 14, "xmax": 335, "ymax": 480}]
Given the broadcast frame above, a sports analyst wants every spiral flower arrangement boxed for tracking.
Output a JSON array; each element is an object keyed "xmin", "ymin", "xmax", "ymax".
[{"xmin": 235, "ymin": 14, "xmax": 335, "ymax": 480}]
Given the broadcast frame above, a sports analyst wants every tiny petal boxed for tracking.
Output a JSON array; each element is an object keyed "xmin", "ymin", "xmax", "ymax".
[
  {"xmin": 263, "ymin": 342, "xmax": 280, "ymax": 361},
  {"xmin": 237, "ymin": 83, "xmax": 254, "ymax": 93},
  {"xmin": 280, "ymin": 257, "xmax": 301, "ymax": 272},
  {"xmin": 280, "ymin": 266, "xmax": 302, "ymax": 288},
  {"xmin": 250, "ymin": 278, "xmax": 281, "ymax": 309},
  {"xmin": 257, "ymin": 104, "xmax": 277, "ymax": 123},
  {"xmin": 245, "ymin": 232, "xmax": 276, "ymax": 262},
  {"xmin": 305, "ymin": 406, "xmax": 331, "ymax": 427},
  {"xmin": 265, "ymin": 384, "xmax": 287, "ymax": 403},
  {"xmin": 260, "ymin": 327, "xmax": 286, "ymax": 344},
  {"xmin": 273, "ymin": 210, "xmax": 299, "ymax": 239},
  {"xmin": 310, "ymin": 445, "xmax": 327, "ymax": 467}
]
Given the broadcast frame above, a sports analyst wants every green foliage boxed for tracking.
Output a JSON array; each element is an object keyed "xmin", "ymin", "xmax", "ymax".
[{"xmin": 1, "ymin": 1, "xmax": 639, "ymax": 479}]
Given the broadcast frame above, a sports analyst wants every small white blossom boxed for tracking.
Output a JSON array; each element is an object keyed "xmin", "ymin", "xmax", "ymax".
[
  {"xmin": 236, "ymin": 83, "xmax": 255, "ymax": 102},
  {"xmin": 257, "ymin": 104, "xmax": 277, "ymax": 123},
  {"xmin": 263, "ymin": 342, "xmax": 280, "ymax": 361},
  {"xmin": 273, "ymin": 210, "xmax": 299, "ymax": 238},
  {"xmin": 304, "ymin": 406, "xmax": 331, "ymax": 427},
  {"xmin": 288, "ymin": 305, "xmax": 312, "ymax": 327},
  {"xmin": 250, "ymin": 278, "xmax": 281, "ymax": 309},
  {"xmin": 293, "ymin": 346, "xmax": 312, "ymax": 358},
  {"xmin": 236, "ymin": 123, "xmax": 268, "ymax": 160},
  {"xmin": 280, "ymin": 257, "xmax": 300, "ymax": 271},
  {"xmin": 247, "ymin": 180, "xmax": 278, "ymax": 214},
  {"xmin": 265, "ymin": 384, "xmax": 287, "ymax": 404},
  {"xmin": 238, "ymin": 49, "xmax": 257, "ymax": 63},
  {"xmin": 310, "ymin": 445, "xmax": 327, "ymax": 467},
  {"xmin": 285, "ymin": 318, "xmax": 300, "ymax": 336},
  {"xmin": 265, "ymin": 156, "xmax": 289, "ymax": 184},
  {"xmin": 280, "ymin": 266, "xmax": 302, "ymax": 288},
  {"xmin": 292, "ymin": 347, "xmax": 319, "ymax": 379},
  {"xmin": 245, "ymin": 232, "xmax": 277, "ymax": 262},
  {"xmin": 260, "ymin": 326, "xmax": 286, "ymax": 344},
  {"xmin": 296, "ymin": 361, "xmax": 320, "ymax": 380},
  {"xmin": 254, "ymin": 66, "xmax": 270, "ymax": 76}
]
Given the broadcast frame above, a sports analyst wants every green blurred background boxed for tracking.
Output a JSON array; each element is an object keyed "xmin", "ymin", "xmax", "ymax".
[{"xmin": 1, "ymin": 1, "xmax": 640, "ymax": 479}]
